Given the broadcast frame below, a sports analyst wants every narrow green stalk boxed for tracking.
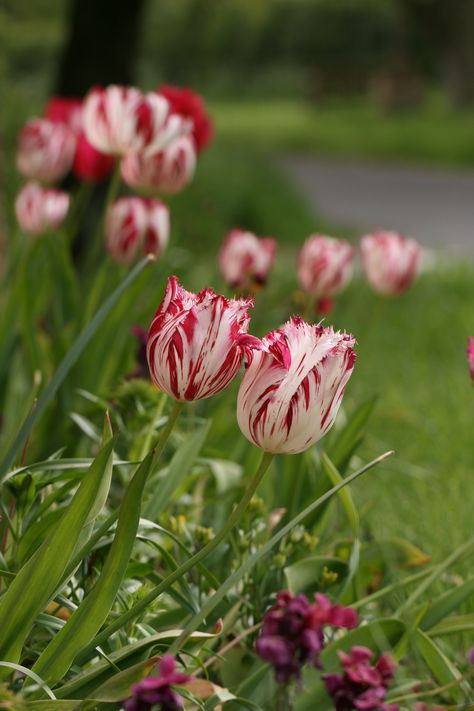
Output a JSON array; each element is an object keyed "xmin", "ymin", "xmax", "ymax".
[
  {"xmin": 151, "ymin": 400, "xmax": 183, "ymax": 464},
  {"xmin": 75, "ymin": 451, "xmax": 274, "ymax": 663},
  {"xmin": 0, "ymin": 255, "xmax": 153, "ymax": 482}
]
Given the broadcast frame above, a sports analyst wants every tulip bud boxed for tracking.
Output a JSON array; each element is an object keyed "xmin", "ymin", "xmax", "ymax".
[
  {"xmin": 237, "ymin": 316, "xmax": 355, "ymax": 454},
  {"xmin": 15, "ymin": 182, "xmax": 70, "ymax": 235},
  {"xmin": 121, "ymin": 135, "xmax": 196, "ymax": 194},
  {"xmin": 83, "ymin": 85, "xmax": 188, "ymax": 156},
  {"xmin": 360, "ymin": 230, "xmax": 421, "ymax": 296},
  {"xmin": 297, "ymin": 235, "xmax": 354, "ymax": 303},
  {"xmin": 146, "ymin": 275, "xmax": 260, "ymax": 401},
  {"xmin": 105, "ymin": 197, "xmax": 169, "ymax": 264},
  {"xmin": 16, "ymin": 118, "xmax": 76, "ymax": 183},
  {"xmin": 218, "ymin": 229, "xmax": 277, "ymax": 291}
]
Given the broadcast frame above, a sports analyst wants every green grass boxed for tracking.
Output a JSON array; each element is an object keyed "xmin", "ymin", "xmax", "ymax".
[{"xmin": 212, "ymin": 97, "xmax": 474, "ymax": 167}]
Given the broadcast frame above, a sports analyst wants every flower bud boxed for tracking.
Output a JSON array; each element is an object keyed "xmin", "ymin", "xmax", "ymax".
[
  {"xmin": 15, "ymin": 182, "xmax": 70, "ymax": 234},
  {"xmin": 105, "ymin": 197, "xmax": 169, "ymax": 264},
  {"xmin": 121, "ymin": 135, "xmax": 196, "ymax": 194},
  {"xmin": 297, "ymin": 235, "xmax": 354, "ymax": 302},
  {"xmin": 237, "ymin": 316, "xmax": 355, "ymax": 454},
  {"xmin": 218, "ymin": 229, "xmax": 277, "ymax": 291},
  {"xmin": 146, "ymin": 275, "xmax": 260, "ymax": 401},
  {"xmin": 16, "ymin": 118, "xmax": 76, "ymax": 183},
  {"xmin": 360, "ymin": 230, "xmax": 421, "ymax": 296}
]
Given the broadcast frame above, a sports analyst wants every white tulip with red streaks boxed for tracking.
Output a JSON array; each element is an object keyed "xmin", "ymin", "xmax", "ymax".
[
  {"xmin": 16, "ymin": 119, "xmax": 76, "ymax": 183},
  {"xmin": 121, "ymin": 135, "xmax": 196, "ymax": 194},
  {"xmin": 237, "ymin": 316, "xmax": 356, "ymax": 454},
  {"xmin": 15, "ymin": 182, "xmax": 70, "ymax": 235},
  {"xmin": 218, "ymin": 229, "xmax": 277, "ymax": 290},
  {"xmin": 297, "ymin": 235, "xmax": 355, "ymax": 299},
  {"xmin": 360, "ymin": 230, "xmax": 421, "ymax": 296},
  {"xmin": 146, "ymin": 276, "xmax": 260, "ymax": 401},
  {"xmin": 105, "ymin": 197, "xmax": 169, "ymax": 264}
]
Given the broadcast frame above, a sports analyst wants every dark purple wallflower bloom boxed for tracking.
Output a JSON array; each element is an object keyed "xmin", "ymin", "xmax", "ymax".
[
  {"xmin": 255, "ymin": 591, "xmax": 358, "ymax": 683},
  {"xmin": 323, "ymin": 646, "xmax": 398, "ymax": 711},
  {"xmin": 125, "ymin": 655, "xmax": 190, "ymax": 711}
]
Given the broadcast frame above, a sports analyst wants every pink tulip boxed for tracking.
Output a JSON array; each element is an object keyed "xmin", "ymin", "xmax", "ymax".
[
  {"xmin": 297, "ymin": 235, "xmax": 355, "ymax": 309},
  {"xmin": 218, "ymin": 229, "xmax": 277, "ymax": 290},
  {"xmin": 146, "ymin": 276, "xmax": 260, "ymax": 401},
  {"xmin": 360, "ymin": 230, "xmax": 421, "ymax": 296},
  {"xmin": 121, "ymin": 135, "xmax": 196, "ymax": 194},
  {"xmin": 16, "ymin": 119, "xmax": 76, "ymax": 183},
  {"xmin": 15, "ymin": 182, "xmax": 70, "ymax": 234},
  {"xmin": 467, "ymin": 338, "xmax": 474, "ymax": 385},
  {"xmin": 105, "ymin": 197, "xmax": 169, "ymax": 265},
  {"xmin": 237, "ymin": 316, "xmax": 356, "ymax": 454},
  {"xmin": 83, "ymin": 85, "xmax": 187, "ymax": 156}
]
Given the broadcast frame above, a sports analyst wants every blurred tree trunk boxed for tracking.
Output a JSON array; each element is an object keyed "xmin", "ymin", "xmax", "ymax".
[
  {"xmin": 400, "ymin": 0, "xmax": 474, "ymax": 108},
  {"xmin": 56, "ymin": 0, "xmax": 147, "ymax": 97}
]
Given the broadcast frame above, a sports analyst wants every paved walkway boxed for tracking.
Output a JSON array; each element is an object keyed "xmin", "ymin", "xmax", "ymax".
[{"xmin": 280, "ymin": 155, "xmax": 474, "ymax": 255}]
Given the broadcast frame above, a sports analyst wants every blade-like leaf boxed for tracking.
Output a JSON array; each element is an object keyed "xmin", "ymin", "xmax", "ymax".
[
  {"xmin": 33, "ymin": 451, "xmax": 154, "ymax": 684},
  {"xmin": 420, "ymin": 576, "xmax": 474, "ymax": 632},
  {"xmin": 321, "ymin": 452, "xmax": 360, "ymax": 535},
  {"xmin": 415, "ymin": 629, "xmax": 466, "ymax": 702},
  {"xmin": 0, "ymin": 437, "xmax": 115, "ymax": 664}
]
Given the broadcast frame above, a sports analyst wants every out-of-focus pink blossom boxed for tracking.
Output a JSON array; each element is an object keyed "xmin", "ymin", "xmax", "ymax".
[
  {"xmin": 105, "ymin": 196, "xmax": 169, "ymax": 264},
  {"xmin": 15, "ymin": 182, "xmax": 70, "ymax": 234},
  {"xmin": 146, "ymin": 276, "xmax": 259, "ymax": 401},
  {"xmin": 467, "ymin": 338, "xmax": 474, "ymax": 385},
  {"xmin": 121, "ymin": 135, "xmax": 196, "ymax": 194},
  {"xmin": 83, "ymin": 85, "xmax": 187, "ymax": 156},
  {"xmin": 360, "ymin": 230, "xmax": 421, "ymax": 296},
  {"xmin": 158, "ymin": 84, "xmax": 214, "ymax": 153},
  {"xmin": 297, "ymin": 235, "xmax": 355, "ymax": 312},
  {"xmin": 124, "ymin": 655, "xmax": 190, "ymax": 711},
  {"xmin": 218, "ymin": 229, "xmax": 277, "ymax": 291},
  {"xmin": 16, "ymin": 119, "xmax": 76, "ymax": 183},
  {"xmin": 237, "ymin": 316, "xmax": 355, "ymax": 454}
]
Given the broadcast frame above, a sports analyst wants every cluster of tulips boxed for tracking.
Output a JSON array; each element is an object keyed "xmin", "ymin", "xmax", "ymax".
[
  {"xmin": 14, "ymin": 83, "xmax": 213, "ymax": 256},
  {"xmin": 217, "ymin": 228, "xmax": 421, "ymax": 311}
]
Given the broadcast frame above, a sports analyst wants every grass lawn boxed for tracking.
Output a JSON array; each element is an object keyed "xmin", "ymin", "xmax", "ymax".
[{"xmin": 211, "ymin": 97, "xmax": 474, "ymax": 167}]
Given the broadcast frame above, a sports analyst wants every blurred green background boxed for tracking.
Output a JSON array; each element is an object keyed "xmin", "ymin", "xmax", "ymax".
[{"xmin": 1, "ymin": 0, "xmax": 474, "ymax": 562}]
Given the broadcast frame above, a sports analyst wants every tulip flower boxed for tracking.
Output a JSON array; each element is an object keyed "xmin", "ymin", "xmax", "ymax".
[
  {"xmin": 16, "ymin": 118, "xmax": 76, "ymax": 183},
  {"xmin": 45, "ymin": 96, "xmax": 115, "ymax": 182},
  {"xmin": 360, "ymin": 230, "xmax": 421, "ymax": 296},
  {"xmin": 237, "ymin": 316, "xmax": 355, "ymax": 454},
  {"xmin": 121, "ymin": 135, "xmax": 196, "ymax": 194},
  {"xmin": 297, "ymin": 235, "xmax": 354, "ymax": 313},
  {"xmin": 157, "ymin": 84, "xmax": 214, "ymax": 153},
  {"xmin": 15, "ymin": 182, "xmax": 70, "ymax": 234},
  {"xmin": 218, "ymin": 229, "xmax": 277, "ymax": 292},
  {"xmin": 105, "ymin": 197, "xmax": 169, "ymax": 264},
  {"xmin": 83, "ymin": 85, "xmax": 187, "ymax": 156},
  {"xmin": 146, "ymin": 275, "xmax": 259, "ymax": 401}
]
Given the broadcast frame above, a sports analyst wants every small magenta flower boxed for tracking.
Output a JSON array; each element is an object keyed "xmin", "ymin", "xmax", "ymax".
[
  {"xmin": 146, "ymin": 276, "xmax": 260, "ymax": 401},
  {"xmin": 124, "ymin": 655, "xmax": 190, "ymax": 711},
  {"xmin": 360, "ymin": 230, "xmax": 421, "ymax": 296},
  {"xmin": 218, "ymin": 229, "xmax": 277, "ymax": 292},
  {"xmin": 255, "ymin": 591, "xmax": 358, "ymax": 683},
  {"xmin": 323, "ymin": 646, "xmax": 398, "ymax": 711},
  {"xmin": 297, "ymin": 235, "xmax": 355, "ymax": 313},
  {"xmin": 237, "ymin": 316, "xmax": 356, "ymax": 454},
  {"xmin": 467, "ymin": 338, "xmax": 474, "ymax": 385}
]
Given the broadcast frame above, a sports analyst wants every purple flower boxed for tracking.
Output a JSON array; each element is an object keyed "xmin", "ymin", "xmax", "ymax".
[
  {"xmin": 124, "ymin": 655, "xmax": 190, "ymax": 711},
  {"xmin": 255, "ymin": 591, "xmax": 359, "ymax": 683},
  {"xmin": 323, "ymin": 646, "xmax": 397, "ymax": 711},
  {"xmin": 469, "ymin": 646, "xmax": 474, "ymax": 665}
]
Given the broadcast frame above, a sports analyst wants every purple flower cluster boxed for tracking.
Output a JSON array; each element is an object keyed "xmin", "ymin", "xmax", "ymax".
[
  {"xmin": 323, "ymin": 646, "xmax": 398, "ymax": 711},
  {"xmin": 125, "ymin": 655, "xmax": 190, "ymax": 711},
  {"xmin": 255, "ymin": 591, "xmax": 359, "ymax": 683}
]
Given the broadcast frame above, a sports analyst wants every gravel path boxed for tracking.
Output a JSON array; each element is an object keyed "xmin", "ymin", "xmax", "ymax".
[{"xmin": 280, "ymin": 155, "xmax": 474, "ymax": 255}]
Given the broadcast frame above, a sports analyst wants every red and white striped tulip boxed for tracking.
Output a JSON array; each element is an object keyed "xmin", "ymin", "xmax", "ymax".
[
  {"xmin": 83, "ymin": 85, "xmax": 187, "ymax": 156},
  {"xmin": 146, "ymin": 276, "xmax": 260, "ymax": 401},
  {"xmin": 237, "ymin": 316, "xmax": 356, "ymax": 454},
  {"xmin": 297, "ymin": 235, "xmax": 355, "ymax": 305},
  {"xmin": 158, "ymin": 84, "xmax": 214, "ymax": 153},
  {"xmin": 15, "ymin": 182, "xmax": 70, "ymax": 234},
  {"xmin": 360, "ymin": 230, "xmax": 421, "ymax": 296},
  {"xmin": 16, "ymin": 118, "xmax": 76, "ymax": 183},
  {"xmin": 121, "ymin": 135, "xmax": 196, "ymax": 194},
  {"xmin": 105, "ymin": 197, "xmax": 169, "ymax": 264},
  {"xmin": 218, "ymin": 229, "xmax": 277, "ymax": 290}
]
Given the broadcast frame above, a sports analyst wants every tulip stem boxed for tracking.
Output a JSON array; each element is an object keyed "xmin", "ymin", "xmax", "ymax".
[
  {"xmin": 152, "ymin": 399, "xmax": 183, "ymax": 462},
  {"xmin": 74, "ymin": 450, "xmax": 274, "ymax": 664}
]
